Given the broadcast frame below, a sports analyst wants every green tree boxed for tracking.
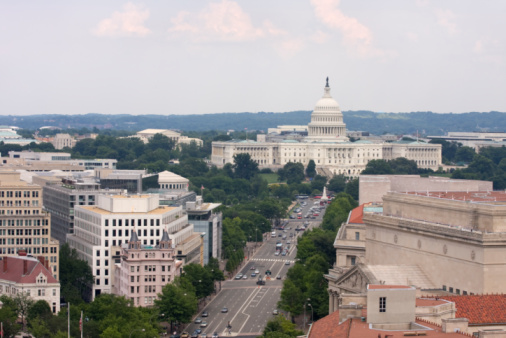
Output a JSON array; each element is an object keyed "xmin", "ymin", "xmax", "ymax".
[
  {"xmin": 13, "ymin": 292, "xmax": 34, "ymax": 331},
  {"xmin": 454, "ymin": 146, "xmax": 476, "ymax": 163},
  {"xmin": 278, "ymin": 162, "xmax": 305, "ymax": 184},
  {"xmin": 233, "ymin": 153, "xmax": 259, "ymax": 180},
  {"xmin": 181, "ymin": 263, "xmax": 214, "ymax": 299},
  {"xmin": 59, "ymin": 243, "xmax": 94, "ymax": 303},
  {"xmin": 310, "ymin": 175, "xmax": 327, "ymax": 193},
  {"xmin": 0, "ymin": 295, "xmax": 21, "ymax": 337},
  {"xmin": 278, "ymin": 279, "xmax": 304, "ymax": 322},
  {"xmin": 306, "ymin": 160, "xmax": 316, "ymax": 178},
  {"xmin": 155, "ymin": 277, "xmax": 198, "ymax": 330},
  {"xmin": 27, "ymin": 300, "xmax": 52, "ymax": 322},
  {"xmin": 327, "ymin": 174, "xmax": 346, "ymax": 193},
  {"xmin": 389, "ymin": 157, "xmax": 418, "ymax": 174},
  {"xmin": 345, "ymin": 178, "xmax": 359, "ymax": 200},
  {"xmin": 361, "ymin": 159, "xmax": 393, "ymax": 175},
  {"xmin": 263, "ymin": 315, "xmax": 303, "ymax": 337}
]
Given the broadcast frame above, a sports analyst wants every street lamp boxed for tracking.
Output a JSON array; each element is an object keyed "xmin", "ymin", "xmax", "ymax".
[
  {"xmin": 307, "ymin": 303, "xmax": 314, "ymax": 325},
  {"xmin": 129, "ymin": 328, "xmax": 145, "ymax": 338},
  {"xmin": 303, "ymin": 298, "xmax": 311, "ymax": 332}
]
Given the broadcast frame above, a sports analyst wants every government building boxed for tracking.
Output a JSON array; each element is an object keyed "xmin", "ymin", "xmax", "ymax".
[{"xmin": 211, "ymin": 79, "xmax": 442, "ymax": 177}]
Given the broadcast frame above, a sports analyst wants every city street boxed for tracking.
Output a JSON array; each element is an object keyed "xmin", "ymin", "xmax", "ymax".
[{"xmin": 183, "ymin": 199, "xmax": 325, "ymax": 337}]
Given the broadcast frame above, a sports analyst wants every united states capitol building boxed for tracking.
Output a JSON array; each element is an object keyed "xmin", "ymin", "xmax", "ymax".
[{"xmin": 211, "ymin": 79, "xmax": 442, "ymax": 177}]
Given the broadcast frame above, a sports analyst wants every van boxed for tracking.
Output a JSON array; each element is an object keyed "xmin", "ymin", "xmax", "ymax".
[{"xmin": 271, "ymin": 232, "xmax": 276, "ymax": 238}]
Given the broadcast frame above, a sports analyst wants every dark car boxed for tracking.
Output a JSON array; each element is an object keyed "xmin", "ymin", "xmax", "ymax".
[
  {"xmin": 190, "ymin": 332, "xmax": 199, "ymax": 338},
  {"xmin": 221, "ymin": 307, "xmax": 228, "ymax": 313},
  {"xmin": 212, "ymin": 333, "xmax": 219, "ymax": 338}
]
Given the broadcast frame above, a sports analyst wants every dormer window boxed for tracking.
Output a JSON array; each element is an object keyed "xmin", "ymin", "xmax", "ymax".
[{"xmin": 37, "ymin": 275, "xmax": 47, "ymax": 284}]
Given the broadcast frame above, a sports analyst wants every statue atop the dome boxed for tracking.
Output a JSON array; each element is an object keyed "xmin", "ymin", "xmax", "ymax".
[{"xmin": 326, "ymin": 77, "xmax": 329, "ymax": 87}]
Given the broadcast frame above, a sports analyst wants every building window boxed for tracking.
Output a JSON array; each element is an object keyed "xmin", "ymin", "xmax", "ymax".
[
  {"xmin": 350, "ymin": 256, "xmax": 356, "ymax": 266},
  {"xmin": 379, "ymin": 297, "xmax": 386, "ymax": 313},
  {"xmin": 449, "ymin": 287, "xmax": 454, "ymax": 293},
  {"xmin": 53, "ymin": 289, "xmax": 56, "ymax": 296},
  {"xmin": 442, "ymin": 285, "xmax": 447, "ymax": 291},
  {"xmin": 355, "ymin": 232, "xmax": 360, "ymax": 240}
]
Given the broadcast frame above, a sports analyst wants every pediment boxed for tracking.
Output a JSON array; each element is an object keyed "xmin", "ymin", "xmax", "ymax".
[{"xmin": 333, "ymin": 265, "xmax": 371, "ymax": 294}]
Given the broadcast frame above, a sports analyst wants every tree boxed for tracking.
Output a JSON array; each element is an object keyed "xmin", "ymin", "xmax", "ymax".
[
  {"xmin": 306, "ymin": 160, "xmax": 316, "ymax": 178},
  {"xmin": 327, "ymin": 175, "xmax": 346, "ymax": 193},
  {"xmin": 389, "ymin": 157, "xmax": 418, "ymax": 174},
  {"xmin": 155, "ymin": 277, "xmax": 198, "ymax": 330},
  {"xmin": 361, "ymin": 159, "xmax": 393, "ymax": 175},
  {"xmin": 454, "ymin": 146, "xmax": 476, "ymax": 163},
  {"xmin": 13, "ymin": 292, "xmax": 34, "ymax": 331},
  {"xmin": 345, "ymin": 178, "xmax": 359, "ymax": 201},
  {"xmin": 278, "ymin": 162, "xmax": 305, "ymax": 184},
  {"xmin": 0, "ymin": 295, "xmax": 21, "ymax": 337},
  {"xmin": 310, "ymin": 175, "xmax": 327, "ymax": 192},
  {"xmin": 278, "ymin": 279, "xmax": 304, "ymax": 322},
  {"xmin": 59, "ymin": 243, "xmax": 94, "ymax": 303},
  {"xmin": 263, "ymin": 315, "xmax": 303, "ymax": 337},
  {"xmin": 181, "ymin": 263, "xmax": 214, "ymax": 299},
  {"xmin": 27, "ymin": 300, "xmax": 52, "ymax": 322},
  {"xmin": 233, "ymin": 153, "xmax": 259, "ymax": 180}
]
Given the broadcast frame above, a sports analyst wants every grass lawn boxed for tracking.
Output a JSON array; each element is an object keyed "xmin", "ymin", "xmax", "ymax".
[{"xmin": 259, "ymin": 173, "xmax": 281, "ymax": 184}]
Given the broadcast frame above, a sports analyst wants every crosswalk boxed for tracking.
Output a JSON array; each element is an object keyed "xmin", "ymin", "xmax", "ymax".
[{"xmin": 252, "ymin": 258, "xmax": 296, "ymax": 263}]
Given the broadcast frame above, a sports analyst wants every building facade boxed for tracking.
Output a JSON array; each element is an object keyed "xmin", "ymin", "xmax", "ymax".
[
  {"xmin": 42, "ymin": 178, "xmax": 122, "ymax": 245},
  {"xmin": 0, "ymin": 255, "xmax": 60, "ymax": 314},
  {"xmin": 113, "ymin": 229, "xmax": 181, "ymax": 307},
  {"xmin": 0, "ymin": 172, "xmax": 59, "ymax": 279},
  {"xmin": 67, "ymin": 193, "xmax": 202, "ymax": 299},
  {"xmin": 211, "ymin": 80, "xmax": 442, "ymax": 177}
]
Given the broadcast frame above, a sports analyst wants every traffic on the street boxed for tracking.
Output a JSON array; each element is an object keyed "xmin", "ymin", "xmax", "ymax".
[{"xmin": 180, "ymin": 197, "xmax": 327, "ymax": 337}]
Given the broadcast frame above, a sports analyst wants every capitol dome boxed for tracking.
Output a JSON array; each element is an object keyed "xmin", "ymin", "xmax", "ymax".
[{"xmin": 306, "ymin": 78, "xmax": 348, "ymax": 142}]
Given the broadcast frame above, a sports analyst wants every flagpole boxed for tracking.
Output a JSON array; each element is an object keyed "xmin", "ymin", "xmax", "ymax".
[
  {"xmin": 81, "ymin": 310, "xmax": 83, "ymax": 338},
  {"xmin": 68, "ymin": 302, "xmax": 70, "ymax": 338},
  {"xmin": 1, "ymin": 321, "xmax": 4, "ymax": 338}
]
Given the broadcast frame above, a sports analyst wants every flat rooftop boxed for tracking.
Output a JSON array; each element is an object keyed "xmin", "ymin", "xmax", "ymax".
[
  {"xmin": 368, "ymin": 284, "xmax": 414, "ymax": 290},
  {"xmin": 404, "ymin": 191, "xmax": 506, "ymax": 204},
  {"xmin": 79, "ymin": 205, "xmax": 176, "ymax": 215}
]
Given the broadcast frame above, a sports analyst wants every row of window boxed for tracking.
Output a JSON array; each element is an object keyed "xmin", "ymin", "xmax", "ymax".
[
  {"xmin": 0, "ymin": 209, "xmax": 41, "ymax": 215},
  {"xmin": 0, "ymin": 219, "xmax": 48, "ymax": 226},
  {"xmin": 0, "ymin": 191, "xmax": 39, "ymax": 198},
  {"xmin": 0, "ymin": 285, "xmax": 56, "ymax": 297},
  {"xmin": 442, "ymin": 285, "xmax": 472, "ymax": 295}
]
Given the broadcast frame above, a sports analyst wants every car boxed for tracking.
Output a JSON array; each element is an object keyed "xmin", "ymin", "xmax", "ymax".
[
  {"xmin": 276, "ymin": 275, "xmax": 282, "ymax": 280},
  {"xmin": 285, "ymin": 260, "xmax": 290, "ymax": 265},
  {"xmin": 278, "ymin": 233, "xmax": 282, "ymax": 237},
  {"xmin": 234, "ymin": 274, "xmax": 243, "ymax": 280},
  {"xmin": 221, "ymin": 307, "xmax": 228, "ymax": 313},
  {"xmin": 190, "ymin": 333, "xmax": 198, "ymax": 338},
  {"xmin": 281, "ymin": 251, "xmax": 286, "ymax": 256},
  {"xmin": 289, "ymin": 215, "xmax": 295, "ymax": 219},
  {"xmin": 255, "ymin": 269, "xmax": 259, "ymax": 274},
  {"xmin": 313, "ymin": 213, "xmax": 319, "ymax": 216},
  {"xmin": 251, "ymin": 272, "xmax": 256, "ymax": 277},
  {"xmin": 201, "ymin": 311, "xmax": 208, "ymax": 317},
  {"xmin": 287, "ymin": 240, "xmax": 291, "ymax": 244},
  {"xmin": 273, "ymin": 309, "xmax": 279, "ymax": 315},
  {"xmin": 289, "ymin": 233, "xmax": 294, "ymax": 237},
  {"xmin": 274, "ymin": 251, "xmax": 280, "ymax": 256},
  {"xmin": 170, "ymin": 335, "xmax": 181, "ymax": 338},
  {"xmin": 212, "ymin": 332, "xmax": 219, "ymax": 338},
  {"xmin": 181, "ymin": 332, "xmax": 190, "ymax": 338},
  {"xmin": 196, "ymin": 329, "xmax": 202, "ymax": 334},
  {"xmin": 194, "ymin": 317, "xmax": 202, "ymax": 324},
  {"xmin": 256, "ymin": 279, "xmax": 265, "ymax": 285},
  {"xmin": 200, "ymin": 321, "xmax": 208, "ymax": 327},
  {"xmin": 242, "ymin": 275, "xmax": 247, "ymax": 279},
  {"xmin": 200, "ymin": 334, "xmax": 207, "ymax": 338},
  {"xmin": 250, "ymin": 266, "xmax": 255, "ymax": 270}
]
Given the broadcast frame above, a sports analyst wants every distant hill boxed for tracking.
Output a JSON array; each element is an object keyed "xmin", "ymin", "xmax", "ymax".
[{"xmin": 1, "ymin": 110, "xmax": 505, "ymax": 136}]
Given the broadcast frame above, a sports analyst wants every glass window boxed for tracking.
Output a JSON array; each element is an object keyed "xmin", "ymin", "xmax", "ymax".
[{"xmin": 379, "ymin": 297, "xmax": 386, "ymax": 313}]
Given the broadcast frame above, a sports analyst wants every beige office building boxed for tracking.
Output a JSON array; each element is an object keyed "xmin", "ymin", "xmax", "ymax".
[{"xmin": 0, "ymin": 172, "xmax": 59, "ymax": 279}]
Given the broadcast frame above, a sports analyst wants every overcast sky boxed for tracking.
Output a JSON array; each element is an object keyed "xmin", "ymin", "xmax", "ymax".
[{"xmin": 1, "ymin": 1, "xmax": 505, "ymax": 116}]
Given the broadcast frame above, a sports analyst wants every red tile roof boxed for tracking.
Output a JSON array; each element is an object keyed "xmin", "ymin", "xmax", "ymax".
[
  {"xmin": 0, "ymin": 256, "xmax": 57, "ymax": 284},
  {"xmin": 348, "ymin": 204, "xmax": 364, "ymax": 224},
  {"xmin": 308, "ymin": 311, "xmax": 351, "ymax": 338},
  {"xmin": 309, "ymin": 311, "xmax": 470, "ymax": 338},
  {"xmin": 416, "ymin": 298, "xmax": 449, "ymax": 307},
  {"xmin": 439, "ymin": 294, "xmax": 506, "ymax": 325}
]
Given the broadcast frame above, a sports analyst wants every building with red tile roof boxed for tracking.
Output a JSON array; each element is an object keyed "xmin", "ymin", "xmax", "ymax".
[
  {"xmin": 308, "ymin": 286, "xmax": 506, "ymax": 338},
  {"xmin": 0, "ymin": 256, "xmax": 60, "ymax": 313}
]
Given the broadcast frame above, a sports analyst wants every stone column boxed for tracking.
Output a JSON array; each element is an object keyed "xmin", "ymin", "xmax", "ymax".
[
  {"xmin": 334, "ymin": 293, "xmax": 339, "ymax": 312},
  {"xmin": 329, "ymin": 291, "xmax": 334, "ymax": 313}
]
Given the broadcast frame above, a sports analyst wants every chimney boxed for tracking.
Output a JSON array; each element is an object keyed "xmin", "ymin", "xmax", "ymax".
[
  {"xmin": 23, "ymin": 260, "xmax": 28, "ymax": 275},
  {"xmin": 37, "ymin": 256, "xmax": 45, "ymax": 266},
  {"xmin": 18, "ymin": 249, "xmax": 27, "ymax": 256}
]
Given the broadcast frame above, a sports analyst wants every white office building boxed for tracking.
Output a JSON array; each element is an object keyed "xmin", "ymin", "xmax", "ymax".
[{"xmin": 67, "ymin": 193, "xmax": 202, "ymax": 299}]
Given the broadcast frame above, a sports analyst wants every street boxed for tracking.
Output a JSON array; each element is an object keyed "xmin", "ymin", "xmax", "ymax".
[{"xmin": 183, "ymin": 199, "xmax": 325, "ymax": 337}]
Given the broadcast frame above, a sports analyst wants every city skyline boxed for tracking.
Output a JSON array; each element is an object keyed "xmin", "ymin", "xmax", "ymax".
[{"xmin": 1, "ymin": 0, "xmax": 505, "ymax": 116}]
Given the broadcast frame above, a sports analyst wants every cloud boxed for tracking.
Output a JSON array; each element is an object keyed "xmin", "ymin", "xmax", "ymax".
[
  {"xmin": 310, "ymin": 0, "xmax": 385, "ymax": 58},
  {"xmin": 93, "ymin": 3, "xmax": 151, "ymax": 38},
  {"xmin": 435, "ymin": 9, "xmax": 457, "ymax": 36},
  {"xmin": 474, "ymin": 37, "xmax": 503, "ymax": 66},
  {"xmin": 168, "ymin": 0, "xmax": 285, "ymax": 42}
]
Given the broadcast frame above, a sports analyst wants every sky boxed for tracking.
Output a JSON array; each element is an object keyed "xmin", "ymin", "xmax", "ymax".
[{"xmin": 1, "ymin": 1, "xmax": 505, "ymax": 116}]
